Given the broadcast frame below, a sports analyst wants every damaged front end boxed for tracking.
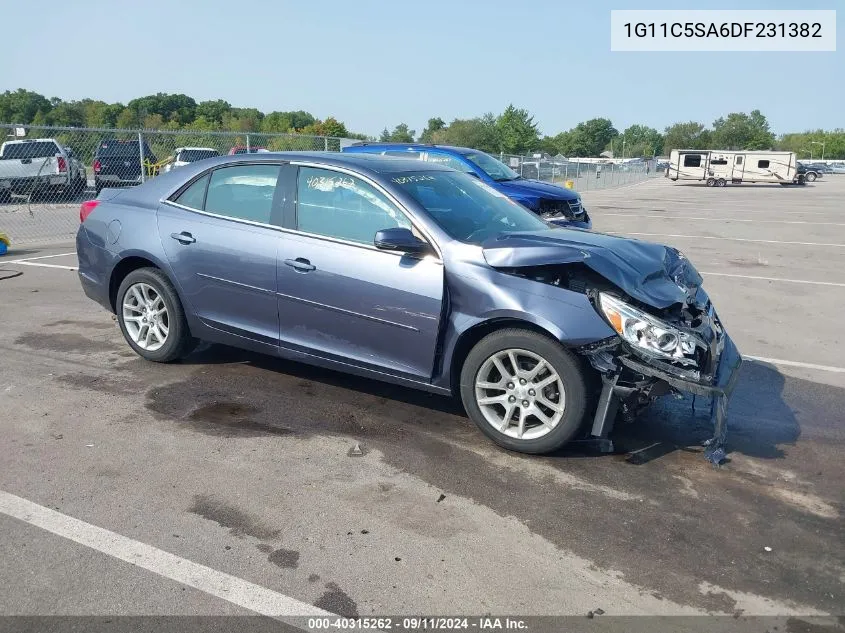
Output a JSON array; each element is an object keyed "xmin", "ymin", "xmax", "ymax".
[{"xmin": 485, "ymin": 232, "xmax": 743, "ymax": 464}]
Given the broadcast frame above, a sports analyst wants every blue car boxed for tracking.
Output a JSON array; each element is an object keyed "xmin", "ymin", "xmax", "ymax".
[
  {"xmin": 77, "ymin": 152, "xmax": 740, "ymax": 459},
  {"xmin": 342, "ymin": 143, "xmax": 591, "ymax": 229}
]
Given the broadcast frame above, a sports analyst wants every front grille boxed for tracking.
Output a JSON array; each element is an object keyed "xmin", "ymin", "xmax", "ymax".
[{"xmin": 538, "ymin": 198, "xmax": 585, "ymax": 220}]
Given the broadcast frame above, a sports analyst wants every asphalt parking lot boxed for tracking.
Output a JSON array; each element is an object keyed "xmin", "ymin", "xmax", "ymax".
[{"xmin": 0, "ymin": 177, "xmax": 843, "ymax": 626}]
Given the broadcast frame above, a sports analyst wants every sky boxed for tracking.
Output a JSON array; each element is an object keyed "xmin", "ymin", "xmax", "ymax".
[{"xmin": 1, "ymin": 0, "xmax": 842, "ymax": 137}]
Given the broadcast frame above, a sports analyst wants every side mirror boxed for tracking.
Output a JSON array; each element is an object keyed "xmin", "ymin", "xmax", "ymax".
[{"xmin": 374, "ymin": 227, "xmax": 430, "ymax": 255}]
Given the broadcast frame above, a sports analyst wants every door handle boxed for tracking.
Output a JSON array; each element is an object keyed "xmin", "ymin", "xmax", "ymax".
[
  {"xmin": 284, "ymin": 257, "xmax": 316, "ymax": 272},
  {"xmin": 170, "ymin": 231, "xmax": 196, "ymax": 245}
]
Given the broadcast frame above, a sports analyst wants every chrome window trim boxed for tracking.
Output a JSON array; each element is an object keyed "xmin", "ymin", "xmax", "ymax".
[{"xmin": 159, "ymin": 159, "xmax": 444, "ymax": 263}]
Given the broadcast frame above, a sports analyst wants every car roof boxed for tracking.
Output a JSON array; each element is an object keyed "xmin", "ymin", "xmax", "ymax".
[
  {"xmin": 125, "ymin": 151, "xmax": 455, "ymax": 203},
  {"xmin": 344, "ymin": 142, "xmax": 479, "ymax": 156},
  {"xmin": 209, "ymin": 151, "xmax": 454, "ymax": 174}
]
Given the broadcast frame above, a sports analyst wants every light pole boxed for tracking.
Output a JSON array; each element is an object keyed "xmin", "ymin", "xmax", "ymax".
[
  {"xmin": 801, "ymin": 147, "xmax": 812, "ymax": 160},
  {"xmin": 810, "ymin": 140, "xmax": 825, "ymax": 161}
]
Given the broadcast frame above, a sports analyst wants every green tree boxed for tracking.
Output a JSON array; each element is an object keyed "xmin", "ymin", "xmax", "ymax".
[
  {"xmin": 0, "ymin": 89, "xmax": 53, "ymax": 124},
  {"xmin": 379, "ymin": 123, "xmax": 415, "ymax": 143},
  {"xmin": 617, "ymin": 124, "xmax": 663, "ymax": 157},
  {"xmin": 261, "ymin": 110, "xmax": 316, "ymax": 133},
  {"xmin": 711, "ymin": 110, "xmax": 775, "ymax": 150},
  {"xmin": 80, "ymin": 100, "xmax": 124, "ymax": 128},
  {"xmin": 310, "ymin": 116, "xmax": 348, "ymax": 138},
  {"xmin": 115, "ymin": 108, "xmax": 140, "ymax": 129},
  {"xmin": 663, "ymin": 121, "xmax": 712, "ymax": 153},
  {"xmin": 495, "ymin": 105, "xmax": 539, "ymax": 154},
  {"xmin": 418, "ymin": 117, "xmax": 445, "ymax": 143},
  {"xmin": 128, "ymin": 93, "xmax": 197, "ymax": 126},
  {"xmin": 432, "ymin": 115, "xmax": 498, "ymax": 153},
  {"xmin": 195, "ymin": 99, "xmax": 231, "ymax": 125},
  {"xmin": 777, "ymin": 130, "xmax": 845, "ymax": 160},
  {"xmin": 46, "ymin": 101, "xmax": 85, "ymax": 127}
]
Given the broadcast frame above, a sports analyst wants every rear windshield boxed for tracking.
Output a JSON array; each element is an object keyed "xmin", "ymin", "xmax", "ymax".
[
  {"xmin": 178, "ymin": 149, "xmax": 219, "ymax": 162},
  {"xmin": 97, "ymin": 140, "xmax": 144, "ymax": 157},
  {"xmin": 1, "ymin": 141, "xmax": 59, "ymax": 160}
]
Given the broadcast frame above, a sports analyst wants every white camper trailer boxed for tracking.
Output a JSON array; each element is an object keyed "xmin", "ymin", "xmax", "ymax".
[{"xmin": 666, "ymin": 150, "xmax": 799, "ymax": 186}]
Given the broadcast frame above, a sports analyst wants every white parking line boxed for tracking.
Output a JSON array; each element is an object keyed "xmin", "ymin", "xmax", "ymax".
[
  {"xmin": 745, "ymin": 356, "xmax": 845, "ymax": 374},
  {"xmin": 12, "ymin": 261, "xmax": 77, "ymax": 271},
  {"xmin": 4, "ymin": 252, "xmax": 76, "ymax": 264},
  {"xmin": 617, "ymin": 233, "xmax": 845, "ymax": 247},
  {"xmin": 0, "ymin": 490, "xmax": 332, "ymax": 618},
  {"xmin": 700, "ymin": 271, "xmax": 845, "ymax": 288},
  {"xmin": 602, "ymin": 214, "xmax": 845, "ymax": 226}
]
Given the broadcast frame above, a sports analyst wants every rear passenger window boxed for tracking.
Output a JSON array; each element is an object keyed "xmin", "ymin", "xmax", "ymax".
[
  {"xmin": 204, "ymin": 164, "xmax": 280, "ymax": 224},
  {"xmin": 296, "ymin": 167, "xmax": 411, "ymax": 244},
  {"xmin": 758, "ymin": 160, "xmax": 770, "ymax": 168},
  {"xmin": 683, "ymin": 154, "xmax": 702, "ymax": 168},
  {"xmin": 173, "ymin": 175, "xmax": 209, "ymax": 210},
  {"xmin": 736, "ymin": 156, "xmax": 743, "ymax": 164}
]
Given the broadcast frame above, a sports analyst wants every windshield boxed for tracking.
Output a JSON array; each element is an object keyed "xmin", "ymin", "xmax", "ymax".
[
  {"xmin": 391, "ymin": 171, "xmax": 549, "ymax": 244},
  {"xmin": 1, "ymin": 142, "xmax": 59, "ymax": 160},
  {"xmin": 178, "ymin": 149, "xmax": 219, "ymax": 162},
  {"xmin": 464, "ymin": 151, "xmax": 520, "ymax": 181}
]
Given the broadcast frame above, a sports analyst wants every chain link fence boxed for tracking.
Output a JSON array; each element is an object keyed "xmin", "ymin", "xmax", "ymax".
[
  {"xmin": 1, "ymin": 124, "xmax": 658, "ymax": 247},
  {"xmin": 0, "ymin": 124, "xmax": 351, "ymax": 245},
  {"xmin": 496, "ymin": 153, "xmax": 657, "ymax": 191}
]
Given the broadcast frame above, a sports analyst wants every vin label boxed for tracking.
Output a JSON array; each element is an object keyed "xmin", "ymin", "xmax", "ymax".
[{"xmin": 610, "ymin": 10, "xmax": 836, "ymax": 51}]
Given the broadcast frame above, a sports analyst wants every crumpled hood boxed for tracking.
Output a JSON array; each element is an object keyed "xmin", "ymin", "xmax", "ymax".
[
  {"xmin": 482, "ymin": 230, "xmax": 703, "ymax": 310},
  {"xmin": 494, "ymin": 178, "xmax": 580, "ymax": 202}
]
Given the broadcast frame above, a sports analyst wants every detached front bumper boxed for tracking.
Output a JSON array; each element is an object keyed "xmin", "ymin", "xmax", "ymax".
[{"xmin": 581, "ymin": 333, "xmax": 742, "ymax": 464}]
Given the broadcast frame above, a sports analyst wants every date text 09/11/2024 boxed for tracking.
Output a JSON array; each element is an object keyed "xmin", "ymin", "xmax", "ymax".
[{"xmin": 307, "ymin": 617, "xmax": 529, "ymax": 630}]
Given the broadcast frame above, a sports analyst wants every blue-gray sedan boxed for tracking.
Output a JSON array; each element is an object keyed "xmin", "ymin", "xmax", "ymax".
[{"xmin": 77, "ymin": 153, "xmax": 741, "ymax": 461}]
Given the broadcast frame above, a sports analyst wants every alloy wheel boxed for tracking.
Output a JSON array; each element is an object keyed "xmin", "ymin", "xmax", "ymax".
[
  {"xmin": 122, "ymin": 282, "xmax": 169, "ymax": 351},
  {"xmin": 474, "ymin": 348, "xmax": 566, "ymax": 440}
]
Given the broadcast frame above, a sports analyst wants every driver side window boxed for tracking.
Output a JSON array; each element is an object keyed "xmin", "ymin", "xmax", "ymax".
[{"xmin": 296, "ymin": 167, "xmax": 411, "ymax": 245}]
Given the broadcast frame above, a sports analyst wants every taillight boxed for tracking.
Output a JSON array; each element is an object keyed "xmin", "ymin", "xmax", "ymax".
[
  {"xmin": 57, "ymin": 156, "xmax": 67, "ymax": 172},
  {"xmin": 93, "ymin": 159, "xmax": 102, "ymax": 173},
  {"xmin": 80, "ymin": 199, "xmax": 99, "ymax": 223}
]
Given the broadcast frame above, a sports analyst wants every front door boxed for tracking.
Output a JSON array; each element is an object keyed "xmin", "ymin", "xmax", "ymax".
[
  {"xmin": 157, "ymin": 163, "xmax": 284, "ymax": 347},
  {"xmin": 732, "ymin": 154, "xmax": 745, "ymax": 180},
  {"xmin": 276, "ymin": 165, "xmax": 444, "ymax": 380}
]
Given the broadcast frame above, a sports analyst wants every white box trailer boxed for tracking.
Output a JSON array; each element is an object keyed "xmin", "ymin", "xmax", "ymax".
[{"xmin": 666, "ymin": 150, "xmax": 799, "ymax": 186}]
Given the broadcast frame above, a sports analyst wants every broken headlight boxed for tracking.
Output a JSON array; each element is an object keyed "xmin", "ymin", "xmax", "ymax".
[{"xmin": 598, "ymin": 293, "xmax": 703, "ymax": 367}]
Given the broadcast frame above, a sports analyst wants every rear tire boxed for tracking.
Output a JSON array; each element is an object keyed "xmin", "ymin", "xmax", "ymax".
[
  {"xmin": 460, "ymin": 329, "xmax": 588, "ymax": 454},
  {"xmin": 116, "ymin": 267, "xmax": 196, "ymax": 363},
  {"xmin": 716, "ymin": 178, "xmax": 727, "ymax": 187}
]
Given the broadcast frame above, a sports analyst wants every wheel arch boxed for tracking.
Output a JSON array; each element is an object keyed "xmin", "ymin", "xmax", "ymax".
[
  {"xmin": 447, "ymin": 317, "xmax": 563, "ymax": 396},
  {"xmin": 108, "ymin": 252, "xmax": 171, "ymax": 312}
]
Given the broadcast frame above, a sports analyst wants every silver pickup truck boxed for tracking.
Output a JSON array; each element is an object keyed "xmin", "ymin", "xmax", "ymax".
[{"xmin": 0, "ymin": 138, "xmax": 87, "ymax": 203}]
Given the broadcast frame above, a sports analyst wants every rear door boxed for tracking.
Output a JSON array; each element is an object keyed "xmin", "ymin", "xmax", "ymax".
[
  {"xmin": 275, "ymin": 164, "xmax": 444, "ymax": 380},
  {"xmin": 157, "ymin": 162, "xmax": 285, "ymax": 349}
]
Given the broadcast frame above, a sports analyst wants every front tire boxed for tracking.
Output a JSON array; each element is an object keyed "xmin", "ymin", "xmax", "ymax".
[
  {"xmin": 805, "ymin": 172, "xmax": 817, "ymax": 182},
  {"xmin": 460, "ymin": 329, "xmax": 588, "ymax": 454},
  {"xmin": 116, "ymin": 267, "xmax": 195, "ymax": 362},
  {"xmin": 706, "ymin": 177, "xmax": 715, "ymax": 187}
]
